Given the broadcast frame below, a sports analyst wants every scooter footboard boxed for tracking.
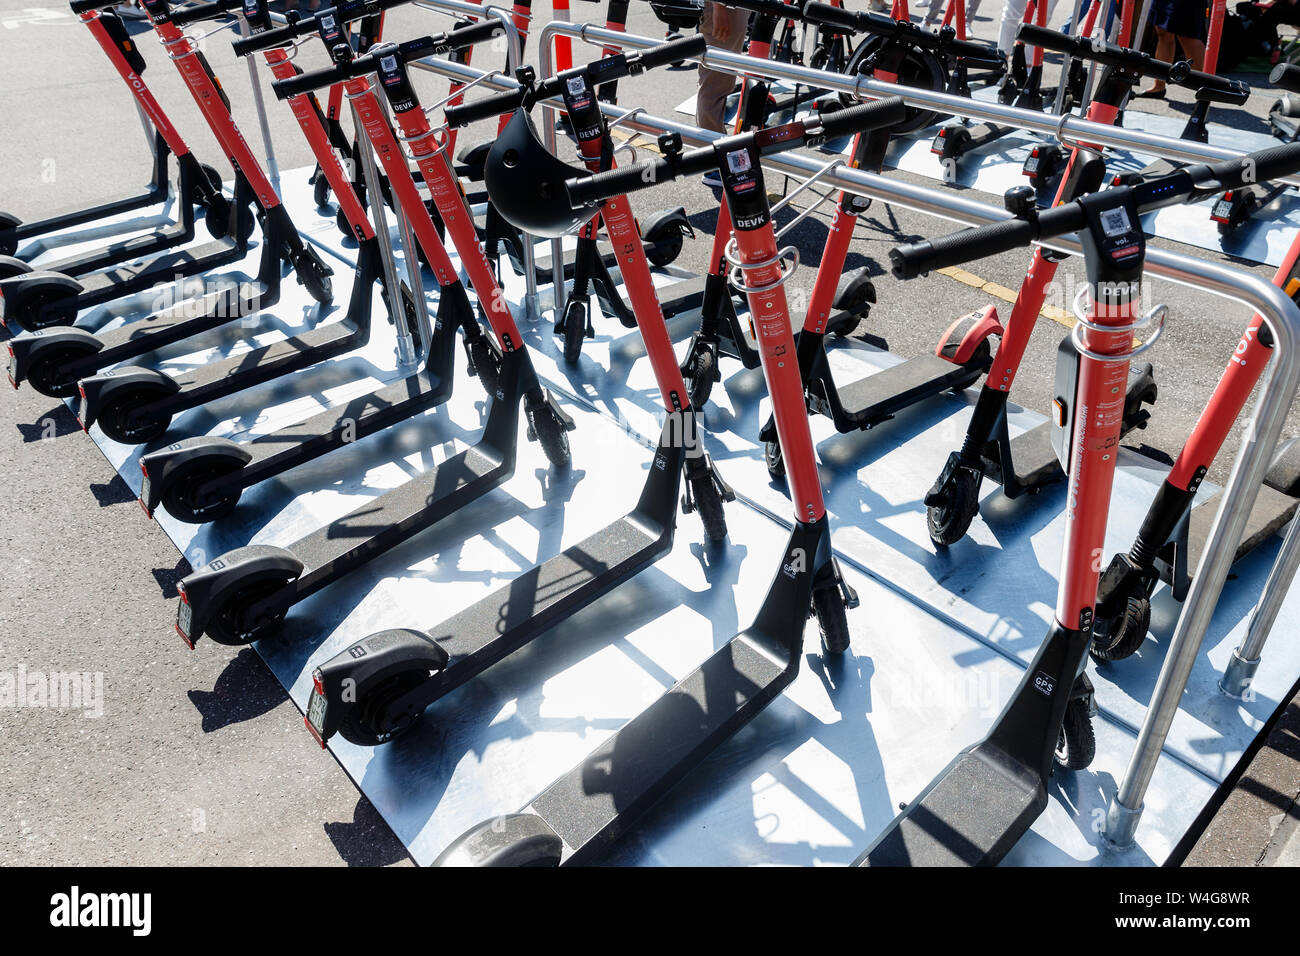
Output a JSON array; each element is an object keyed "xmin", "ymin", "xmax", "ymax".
[
  {"xmin": 855, "ymin": 748, "xmax": 1046, "ymax": 867},
  {"xmin": 527, "ymin": 628, "xmax": 797, "ymax": 863}
]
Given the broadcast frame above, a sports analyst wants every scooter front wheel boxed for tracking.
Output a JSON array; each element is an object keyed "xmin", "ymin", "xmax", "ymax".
[
  {"xmin": 814, "ymin": 585, "xmax": 851, "ymax": 655},
  {"xmin": 689, "ymin": 470, "xmax": 728, "ymax": 543},
  {"xmin": 926, "ymin": 468, "xmax": 980, "ymax": 548},
  {"xmin": 1053, "ymin": 697, "xmax": 1096, "ymax": 771},
  {"xmin": 529, "ymin": 404, "xmax": 572, "ymax": 469},
  {"xmin": 1090, "ymin": 595, "xmax": 1151, "ymax": 663},
  {"xmin": 561, "ymin": 301, "xmax": 587, "ymax": 365},
  {"xmin": 763, "ymin": 439, "xmax": 785, "ymax": 482},
  {"xmin": 686, "ymin": 344, "xmax": 716, "ymax": 410}
]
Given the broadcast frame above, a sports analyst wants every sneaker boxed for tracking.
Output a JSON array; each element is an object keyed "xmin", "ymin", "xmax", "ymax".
[
  {"xmin": 702, "ymin": 170, "xmax": 723, "ymax": 189},
  {"xmin": 111, "ymin": 2, "xmax": 149, "ymax": 19}
]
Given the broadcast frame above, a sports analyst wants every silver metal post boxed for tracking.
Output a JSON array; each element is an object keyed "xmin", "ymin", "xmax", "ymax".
[
  {"xmin": 235, "ymin": 16, "xmax": 281, "ymax": 187},
  {"xmin": 376, "ymin": 92, "xmax": 432, "ymax": 363},
  {"xmin": 538, "ymin": 26, "xmax": 566, "ymax": 326},
  {"xmin": 1052, "ymin": 0, "xmax": 1089, "ymax": 116},
  {"xmin": 1221, "ymin": 511, "xmax": 1300, "ymax": 697},
  {"xmin": 349, "ymin": 96, "xmax": 423, "ymax": 367}
]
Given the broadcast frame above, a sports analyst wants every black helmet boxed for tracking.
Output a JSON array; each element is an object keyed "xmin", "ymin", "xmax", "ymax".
[{"xmin": 484, "ymin": 109, "xmax": 600, "ymax": 239}]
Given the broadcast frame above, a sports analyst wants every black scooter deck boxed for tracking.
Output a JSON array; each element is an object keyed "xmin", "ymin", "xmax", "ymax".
[
  {"xmin": 527, "ymin": 625, "xmax": 792, "ymax": 861},
  {"xmin": 416, "ymin": 435, "xmax": 684, "ymax": 702},
  {"xmin": 857, "ymin": 748, "xmax": 1044, "ymax": 866},
  {"xmin": 835, "ymin": 353, "xmax": 979, "ymax": 426},
  {"xmin": 1187, "ymin": 483, "xmax": 1299, "ymax": 574},
  {"xmin": 999, "ymin": 421, "xmax": 1064, "ymax": 492},
  {"xmin": 71, "ymin": 240, "xmax": 243, "ymax": 307}
]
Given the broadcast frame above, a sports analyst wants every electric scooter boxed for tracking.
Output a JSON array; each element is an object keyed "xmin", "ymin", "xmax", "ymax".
[
  {"xmin": 132, "ymin": 6, "xmax": 490, "ymax": 525},
  {"xmin": 74, "ymin": 0, "xmax": 434, "ymax": 445},
  {"xmin": 2, "ymin": 0, "xmax": 334, "ymax": 334},
  {"xmin": 172, "ymin": 16, "xmax": 574, "ymax": 649},
  {"xmin": 0, "ymin": 7, "xmax": 228, "ymax": 276},
  {"xmin": 432, "ymin": 98, "xmax": 906, "ymax": 867},
  {"xmin": 1089, "ymin": 229, "xmax": 1300, "ymax": 662},
  {"xmin": 930, "ymin": 0, "xmax": 1050, "ymax": 174},
  {"xmin": 0, "ymin": 8, "xmax": 227, "ymax": 260},
  {"xmin": 921, "ymin": 24, "xmax": 1245, "ymax": 548},
  {"xmin": 7, "ymin": 0, "xmax": 362, "ymax": 400},
  {"xmin": 1210, "ymin": 62, "xmax": 1300, "ymax": 230},
  {"xmin": 856, "ymin": 142, "xmax": 1300, "ymax": 866},
  {"xmin": 301, "ymin": 39, "xmax": 742, "ymax": 750}
]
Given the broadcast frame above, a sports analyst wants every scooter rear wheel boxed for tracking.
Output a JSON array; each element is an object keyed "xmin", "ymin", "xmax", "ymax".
[
  {"xmin": 338, "ymin": 667, "xmax": 430, "ymax": 747},
  {"xmin": 160, "ymin": 458, "xmax": 244, "ymax": 525},
  {"xmin": 645, "ymin": 231, "xmax": 683, "ymax": 268},
  {"xmin": 313, "ymin": 170, "xmax": 331, "ymax": 208},
  {"xmin": 814, "ymin": 585, "xmax": 851, "ymax": 655},
  {"xmin": 26, "ymin": 344, "xmax": 97, "ymax": 398},
  {"xmin": 1089, "ymin": 595, "xmax": 1151, "ymax": 663},
  {"xmin": 97, "ymin": 390, "xmax": 172, "ymax": 445},
  {"xmin": 205, "ymin": 577, "xmax": 290, "ymax": 646},
  {"xmin": 1053, "ymin": 697, "xmax": 1096, "ymax": 771},
  {"xmin": 926, "ymin": 468, "xmax": 980, "ymax": 548}
]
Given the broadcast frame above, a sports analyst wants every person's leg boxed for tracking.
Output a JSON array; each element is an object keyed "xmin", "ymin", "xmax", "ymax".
[
  {"xmin": 1179, "ymin": 35, "xmax": 1207, "ymax": 71},
  {"xmin": 998, "ymin": 0, "xmax": 1031, "ymax": 55},
  {"xmin": 695, "ymin": 3, "xmax": 749, "ymax": 133},
  {"xmin": 1138, "ymin": 27, "xmax": 1176, "ymax": 93}
]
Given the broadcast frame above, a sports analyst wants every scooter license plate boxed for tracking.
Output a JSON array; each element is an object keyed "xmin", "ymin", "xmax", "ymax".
[
  {"xmin": 1212, "ymin": 199, "xmax": 1232, "ymax": 220},
  {"xmin": 306, "ymin": 686, "xmax": 328, "ymax": 738},
  {"xmin": 7, "ymin": 351, "xmax": 17, "ymax": 389},
  {"xmin": 177, "ymin": 600, "xmax": 193, "ymax": 639},
  {"xmin": 140, "ymin": 475, "xmax": 151, "ymax": 511}
]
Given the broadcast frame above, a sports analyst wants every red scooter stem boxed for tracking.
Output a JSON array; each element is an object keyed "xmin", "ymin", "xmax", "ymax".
[
  {"xmin": 391, "ymin": 110, "xmax": 525, "ymax": 350},
  {"xmin": 149, "ymin": 19, "xmax": 281, "ymax": 210},
  {"xmin": 1055, "ymin": 293, "xmax": 1136, "ymax": 626},
  {"xmin": 730, "ymin": 222, "xmax": 826, "ymax": 522},
  {"xmin": 264, "ymin": 53, "xmax": 375, "ymax": 241},
  {"xmin": 78, "ymin": 11, "xmax": 190, "ymax": 160},
  {"xmin": 341, "ymin": 77, "xmax": 461, "ymax": 290},
  {"xmin": 982, "ymin": 99, "xmax": 1121, "ymax": 393},
  {"xmin": 573, "ymin": 121, "xmax": 692, "ymax": 411}
]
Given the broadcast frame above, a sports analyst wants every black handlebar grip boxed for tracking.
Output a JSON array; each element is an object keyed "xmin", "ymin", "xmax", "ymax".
[
  {"xmin": 1182, "ymin": 68, "xmax": 1249, "ymax": 102},
  {"xmin": 232, "ymin": 19, "xmax": 303, "ymax": 56},
  {"xmin": 721, "ymin": 0, "xmax": 802, "ymax": 21},
  {"xmin": 816, "ymin": 94, "xmax": 907, "ymax": 139},
  {"xmin": 1272, "ymin": 62, "xmax": 1300, "ymax": 94},
  {"xmin": 890, "ymin": 217, "xmax": 1035, "ymax": 279},
  {"xmin": 170, "ymin": 0, "xmax": 238, "ymax": 27},
  {"xmin": 802, "ymin": 1, "xmax": 860, "ymax": 32},
  {"xmin": 272, "ymin": 62, "xmax": 348, "ymax": 99},
  {"xmin": 566, "ymin": 159, "xmax": 675, "ymax": 207},
  {"xmin": 443, "ymin": 17, "xmax": 507, "ymax": 51},
  {"xmin": 443, "ymin": 87, "xmax": 528, "ymax": 127},
  {"xmin": 1208, "ymin": 141, "xmax": 1300, "ymax": 191},
  {"xmin": 69, "ymin": 0, "xmax": 118, "ymax": 14},
  {"xmin": 637, "ymin": 34, "xmax": 707, "ymax": 70}
]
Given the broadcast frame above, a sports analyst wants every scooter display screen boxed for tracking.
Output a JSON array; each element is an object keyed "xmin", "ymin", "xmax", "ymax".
[{"xmin": 306, "ymin": 685, "xmax": 328, "ymax": 736}]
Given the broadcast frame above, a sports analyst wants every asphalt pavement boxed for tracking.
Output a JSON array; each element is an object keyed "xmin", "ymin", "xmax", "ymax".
[{"xmin": 1, "ymin": 0, "xmax": 1297, "ymax": 865}]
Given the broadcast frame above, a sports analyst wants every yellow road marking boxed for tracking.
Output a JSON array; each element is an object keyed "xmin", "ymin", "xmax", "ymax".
[{"xmin": 937, "ymin": 266, "xmax": 1073, "ymax": 328}]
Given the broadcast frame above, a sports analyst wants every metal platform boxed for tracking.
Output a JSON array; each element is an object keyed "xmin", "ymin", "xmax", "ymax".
[
  {"xmin": 31, "ymin": 165, "xmax": 1300, "ymax": 866},
  {"xmin": 676, "ymin": 87, "xmax": 1300, "ymax": 266}
]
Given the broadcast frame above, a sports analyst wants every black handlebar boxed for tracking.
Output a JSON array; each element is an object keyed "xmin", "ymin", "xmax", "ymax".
[
  {"xmin": 890, "ymin": 142, "xmax": 1300, "ymax": 278},
  {"xmin": 1018, "ymin": 23, "xmax": 1248, "ymax": 102},
  {"xmin": 444, "ymin": 35, "xmax": 706, "ymax": 127},
  {"xmin": 169, "ymin": 0, "xmax": 243, "ymax": 27},
  {"xmin": 69, "ymin": 0, "xmax": 119, "ymax": 14},
  {"xmin": 232, "ymin": 0, "xmax": 408, "ymax": 54},
  {"xmin": 719, "ymin": 0, "xmax": 805, "ymax": 21},
  {"xmin": 270, "ymin": 19, "xmax": 503, "ymax": 98},
  {"xmin": 802, "ymin": 1, "xmax": 1001, "ymax": 65},
  {"xmin": 566, "ymin": 95, "xmax": 907, "ymax": 207},
  {"xmin": 1272, "ymin": 62, "xmax": 1300, "ymax": 94}
]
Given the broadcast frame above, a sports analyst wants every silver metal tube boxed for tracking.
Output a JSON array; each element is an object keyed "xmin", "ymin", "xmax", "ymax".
[
  {"xmin": 537, "ymin": 28, "xmax": 566, "ymax": 325},
  {"xmin": 539, "ymin": 21, "xmax": 1300, "ymax": 188},
  {"xmin": 376, "ymin": 91, "xmax": 431, "ymax": 363},
  {"xmin": 1221, "ymin": 510, "xmax": 1300, "ymax": 697},
  {"xmin": 349, "ymin": 96, "xmax": 423, "ymax": 367},
  {"xmin": 408, "ymin": 0, "xmax": 540, "ymax": 320},
  {"xmin": 235, "ymin": 16, "xmax": 281, "ymax": 187}
]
